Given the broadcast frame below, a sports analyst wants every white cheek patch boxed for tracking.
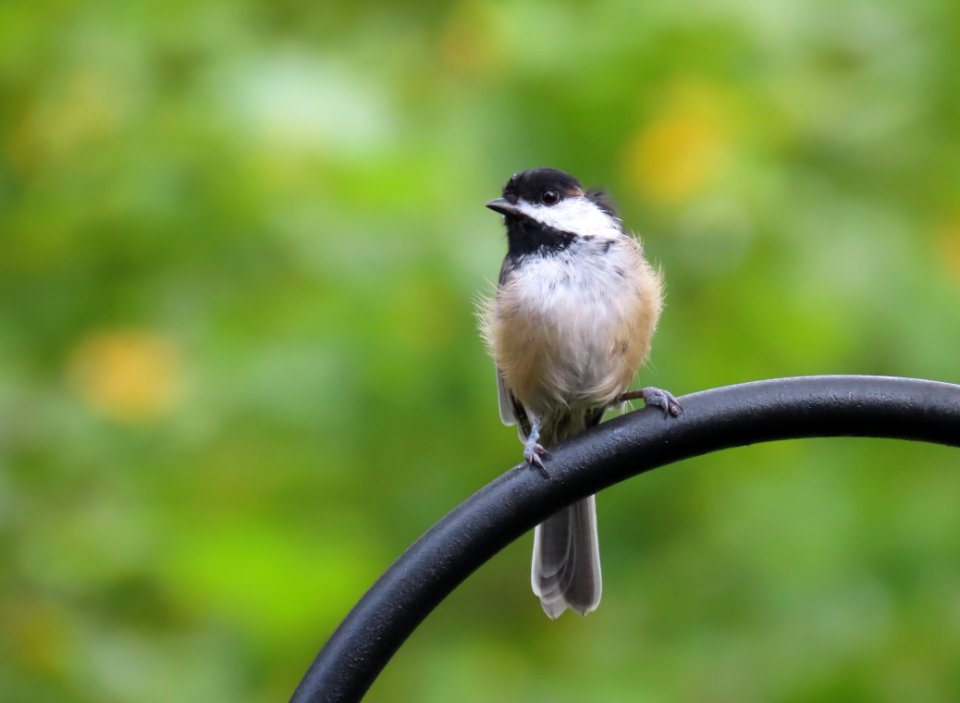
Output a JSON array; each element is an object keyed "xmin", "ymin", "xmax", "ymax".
[{"xmin": 516, "ymin": 197, "xmax": 622, "ymax": 240}]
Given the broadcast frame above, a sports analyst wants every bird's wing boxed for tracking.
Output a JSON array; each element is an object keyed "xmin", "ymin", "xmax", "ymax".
[
  {"xmin": 496, "ymin": 367, "xmax": 533, "ymax": 441},
  {"xmin": 493, "ymin": 259, "xmax": 532, "ymax": 437},
  {"xmin": 496, "ymin": 368, "xmax": 516, "ymax": 426}
]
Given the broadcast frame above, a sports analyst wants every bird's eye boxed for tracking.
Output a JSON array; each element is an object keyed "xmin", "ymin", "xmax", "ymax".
[{"xmin": 541, "ymin": 190, "xmax": 560, "ymax": 206}]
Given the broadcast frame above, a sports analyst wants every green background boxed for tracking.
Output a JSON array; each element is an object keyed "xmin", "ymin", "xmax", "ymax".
[{"xmin": 3, "ymin": 0, "xmax": 960, "ymax": 700}]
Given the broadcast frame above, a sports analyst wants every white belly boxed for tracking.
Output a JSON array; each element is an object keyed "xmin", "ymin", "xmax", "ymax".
[{"xmin": 486, "ymin": 239, "xmax": 661, "ymax": 414}]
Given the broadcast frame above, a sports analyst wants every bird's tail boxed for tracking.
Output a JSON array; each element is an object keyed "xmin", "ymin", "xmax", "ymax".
[{"xmin": 531, "ymin": 494, "xmax": 602, "ymax": 619}]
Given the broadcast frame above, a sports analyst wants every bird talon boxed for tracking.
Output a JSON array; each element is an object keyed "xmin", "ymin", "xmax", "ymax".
[
  {"xmin": 524, "ymin": 442, "xmax": 550, "ymax": 477},
  {"xmin": 639, "ymin": 386, "xmax": 683, "ymax": 418}
]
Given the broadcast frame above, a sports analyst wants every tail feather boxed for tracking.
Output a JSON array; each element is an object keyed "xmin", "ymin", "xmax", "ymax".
[{"xmin": 531, "ymin": 495, "xmax": 602, "ymax": 619}]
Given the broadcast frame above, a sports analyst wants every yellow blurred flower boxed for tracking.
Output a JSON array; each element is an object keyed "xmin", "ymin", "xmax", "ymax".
[
  {"xmin": 10, "ymin": 68, "xmax": 123, "ymax": 174},
  {"xmin": 623, "ymin": 80, "xmax": 731, "ymax": 206},
  {"xmin": 68, "ymin": 330, "xmax": 182, "ymax": 422},
  {"xmin": 439, "ymin": 0, "xmax": 506, "ymax": 77},
  {"xmin": 3, "ymin": 598, "xmax": 67, "ymax": 675}
]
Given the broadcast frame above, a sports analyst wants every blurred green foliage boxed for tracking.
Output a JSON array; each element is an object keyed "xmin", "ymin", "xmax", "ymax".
[{"xmin": 2, "ymin": 0, "xmax": 960, "ymax": 700}]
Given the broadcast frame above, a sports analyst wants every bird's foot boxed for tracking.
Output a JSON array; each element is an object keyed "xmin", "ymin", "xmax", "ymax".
[
  {"xmin": 617, "ymin": 386, "xmax": 683, "ymax": 418},
  {"xmin": 523, "ymin": 439, "xmax": 550, "ymax": 477}
]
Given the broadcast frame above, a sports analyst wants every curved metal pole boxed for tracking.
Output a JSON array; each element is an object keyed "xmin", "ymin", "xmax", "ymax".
[{"xmin": 291, "ymin": 376, "xmax": 960, "ymax": 702}]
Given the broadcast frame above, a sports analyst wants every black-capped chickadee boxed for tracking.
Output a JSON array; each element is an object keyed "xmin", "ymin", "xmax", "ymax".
[{"xmin": 480, "ymin": 167, "xmax": 681, "ymax": 619}]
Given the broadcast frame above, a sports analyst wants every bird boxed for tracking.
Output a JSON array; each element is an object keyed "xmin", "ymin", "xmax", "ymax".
[{"xmin": 479, "ymin": 166, "xmax": 681, "ymax": 619}]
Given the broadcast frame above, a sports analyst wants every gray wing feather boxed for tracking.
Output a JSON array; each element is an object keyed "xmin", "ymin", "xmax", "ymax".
[{"xmin": 496, "ymin": 368, "xmax": 516, "ymax": 426}]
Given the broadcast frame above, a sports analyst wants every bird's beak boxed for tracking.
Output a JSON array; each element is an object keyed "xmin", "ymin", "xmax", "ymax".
[{"xmin": 486, "ymin": 198, "xmax": 522, "ymax": 217}]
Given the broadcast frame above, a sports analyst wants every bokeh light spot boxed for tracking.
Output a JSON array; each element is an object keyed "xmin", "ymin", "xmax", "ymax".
[
  {"xmin": 439, "ymin": 1, "xmax": 506, "ymax": 77},
  {"xmin": 623, "ymin": 81, "xmax": 731, "ymax": 205},
  {"xmin": 68, "ymin": 330, "xmax": 183, "ymax": 423}
]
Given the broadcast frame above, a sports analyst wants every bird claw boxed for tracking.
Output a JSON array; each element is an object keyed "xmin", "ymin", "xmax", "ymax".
[
  {"xmin": 523, "ymin": 441, "xmax": 550, "ymax": 477},
  {"xmin": 640, "ymin": 386, "xmax": 683, "ymax": 418},
  {"xmin": 616, "ymin": 386, "xmax": 683, "ymax": 418}
]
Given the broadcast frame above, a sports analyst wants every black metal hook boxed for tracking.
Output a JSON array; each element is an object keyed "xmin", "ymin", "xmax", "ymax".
[{"xmin": 291, "ymin": 375, "xmax": 960, "ymax": 702}]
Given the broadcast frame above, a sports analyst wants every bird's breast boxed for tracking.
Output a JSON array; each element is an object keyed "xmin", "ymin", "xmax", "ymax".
[{"xmin": 486, "ymin": 239, "xmax": 662, "ymax": 413}]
